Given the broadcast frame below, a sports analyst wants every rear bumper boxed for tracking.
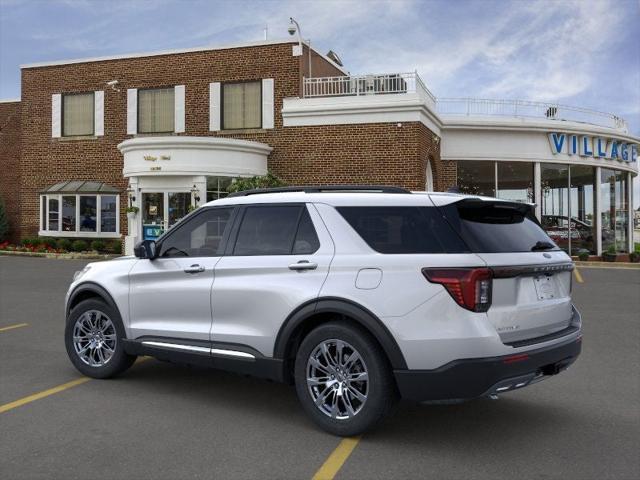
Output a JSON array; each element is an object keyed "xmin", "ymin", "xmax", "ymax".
[{"xmin": 394, "ymin": 335, "xmax": 582, "ymax": 402}]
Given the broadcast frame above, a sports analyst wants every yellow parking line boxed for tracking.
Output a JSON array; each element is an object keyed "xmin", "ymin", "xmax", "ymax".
[
  {"xmin": 0, "ymin": 356, "xmax": 153, "ymax": 415},
  {"xmin": 312, "ymin": 436, "xmax": 361, "ymax": 480},
  {"xmin": 574, "ymin": 268, "xmax": 584, "ymax": 283},
  {"xmin": 0, "ymin": 323, "xmax": 28, "ymax": 333},
  {"xmin": 0, "ymin": 377, "xmax": 90, "ymax": 414}
]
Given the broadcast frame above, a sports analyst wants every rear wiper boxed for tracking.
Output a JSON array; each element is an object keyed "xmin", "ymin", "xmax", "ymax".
[{"xmin": 531, "ymin": 241, "xmax": 555, "ymax": 251}]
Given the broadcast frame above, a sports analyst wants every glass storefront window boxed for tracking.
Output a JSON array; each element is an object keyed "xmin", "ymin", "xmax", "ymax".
[
  {"xmin": 79, "ymin": 196, "xmax": 97, "ymax": 232},
  {"xmin": 601, "ymin": 169, "xmax": 629, "ymax": 253},
  {"xmin": 497, "ymin": 162, "xmax": 534, "ymax": 203},
  {"xmin": 569, "ymin": 166, "xmax": 596, "ymax": 254},
  {"xmin": 62, "ymin": 196, "xmax": 76, "ymax": 232},
  {"xmin": 101, "ymin": 195, "xmax": 117, "ymax": 233},
  {"xmin": 39, "ymin": 193, "xmax": 119, "ymax": 236},
  {"xmin": 457, "ymin": 161, "xmax": 495, "ymax": 197},
  {"xmin": 168, "ymin": 192, "xmax": 191, "ymax": 228},
  {"xmin": 48, "ymin": 197, "xmax": 59, "ymax": 231},
  {"xmin": 206, "ymin": 176, "xmax": 233, "ymax": 202},
  {"xmin": 541, "ymin": 164, "xmax": 570, "ymax": 253}
]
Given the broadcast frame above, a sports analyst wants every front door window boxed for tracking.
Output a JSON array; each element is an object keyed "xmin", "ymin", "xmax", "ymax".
[
  {"xmin": 168, "ymin": 192, "xmax": 191, "ymax": 228},
  {"xmin": 142, "ymin": 192, "xmax": 165, "ymax": 240}
]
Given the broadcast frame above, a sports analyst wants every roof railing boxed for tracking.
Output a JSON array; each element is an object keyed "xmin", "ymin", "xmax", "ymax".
[
  {"xmin": 227, "ymin": 185, "xmax": 411, "ymax": 197},
  {"xmin": 301, "ymin": 74, "xmax": 628, "ymax": 131},
  {"xmin": 436, "ymin": 97, "xmax": 628, "ymax": 131},
  {"xmin": 303, "ymin": 72, "xmax": 436, "ymax": 103}
]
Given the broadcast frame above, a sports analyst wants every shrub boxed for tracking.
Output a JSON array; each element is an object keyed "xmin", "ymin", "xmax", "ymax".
[
  {"xmin": 0, "ymin": 197, "xmax": 8, "ymax": 242},
  {"xmin": 90, "ymin": 240, "xmax": 106, "ymax": 252},
  {"xmin": 57, "ymin": 238, "xmax": 73, "ymax": 251},
  {"xmin": 21, "ymin": 237, "xmax": 37, "ymax": 247},
  {"xmin": 71, "ymin": 240, "xmax": 88, "ymax": 252},
  {"xmin": 108, "ymin": 239, "xmax": 122, "ymax": 254},
  {"xmin": 577, "ymin": 251, "xmax": 589, "ymax": 261},
  {"xmin": 38, "ymin": 237, "xmax": 57, "ymax": 249},
  {"xmin": 226, "ymin": 172, "xmax": 286, "ymax": 194}
]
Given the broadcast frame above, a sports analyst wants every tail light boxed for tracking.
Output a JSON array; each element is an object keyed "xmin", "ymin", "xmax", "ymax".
[{"xmin": 422, "ymin": 268, "xmax": 492, "ymax": 312}]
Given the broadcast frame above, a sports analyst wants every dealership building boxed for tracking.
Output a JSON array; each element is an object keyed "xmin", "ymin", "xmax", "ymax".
[{"xmin": 0, "ymin": 39, "xmax": 637, "ymax": 255}]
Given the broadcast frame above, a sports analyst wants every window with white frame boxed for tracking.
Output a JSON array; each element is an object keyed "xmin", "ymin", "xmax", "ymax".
[
  {"xmin": 62, "ymin": 92, "xmax": 95, "ymax": 136},
  {"xmin": 206, "ymin": 176, "xmax": 233, "ymax": 202},
  {"xmin": 40, "ymin": 192, "xmax": 120, "ymax": 237},
  {"xmin": 138, "ymin": 87, "xmax": 175, "ymax": 133},
  {"xmin": 222, "ymin": 81, "xmax": 261, "ymax": 130}
]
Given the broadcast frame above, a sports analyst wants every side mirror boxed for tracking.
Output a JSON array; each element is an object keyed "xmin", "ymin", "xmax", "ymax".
[{"xmin": 134, "ymin": 240, "xmax": 158, "ymax": 259}]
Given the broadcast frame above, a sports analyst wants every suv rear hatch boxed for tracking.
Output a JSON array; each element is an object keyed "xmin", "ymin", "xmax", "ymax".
[{"xmin": 435, "ymin": 197, "xmax": 575, "ymax": 345}]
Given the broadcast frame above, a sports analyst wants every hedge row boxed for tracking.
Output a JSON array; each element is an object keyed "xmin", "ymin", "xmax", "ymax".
[{"xmin": 18, "ymin": 237, "xmax": 122, "ymax": 254}]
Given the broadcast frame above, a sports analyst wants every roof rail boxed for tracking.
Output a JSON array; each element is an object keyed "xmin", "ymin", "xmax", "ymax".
[{"xmin": 227, "ymin": 185, "xmax": 411, "ymax": 198}]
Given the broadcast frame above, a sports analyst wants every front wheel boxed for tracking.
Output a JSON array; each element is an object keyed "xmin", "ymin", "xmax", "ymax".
[
  {"xmin": 294, "ymin": 321, "xmax": 398, "ymax": 436},
  {"xmin": 65, "ymin": 299, "xmax": 136, "ymax": 378}
]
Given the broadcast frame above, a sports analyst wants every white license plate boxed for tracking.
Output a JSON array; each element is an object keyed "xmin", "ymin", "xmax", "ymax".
[{"xmin": 533, "ymin": 275, "xmax": 555, "ymax": 300}]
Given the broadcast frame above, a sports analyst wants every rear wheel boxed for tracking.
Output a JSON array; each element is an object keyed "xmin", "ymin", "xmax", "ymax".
[
  {"xmin": 65, "ymin": 299, "xmax": 136, "ymax": 378},
  {"xmin": 294, "ymin": 321, "xmax": 397, "ymax": 436}
]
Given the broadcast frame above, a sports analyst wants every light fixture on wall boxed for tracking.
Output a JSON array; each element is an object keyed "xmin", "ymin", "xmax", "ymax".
[
  {"xmin": 126, "ymin": 186, "xmax": 136, "ymax": 206},
  {"xmin": 191, "ymin": 185, "xmax": 201, "ymax": 205}
]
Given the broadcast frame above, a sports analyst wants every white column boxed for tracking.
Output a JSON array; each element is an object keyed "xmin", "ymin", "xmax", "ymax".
[
  {"xmin": 628, "ymin": 171, "xmax": 633, "ymax": 253},
  {"xmin": 534, "ymin": 162, "xmax": 542, "ymax": 220},
  {"xmin": 124, "ymin": 177, "xmax": 140, "ymax": 255},
  {"xmin": 595, "ymin": 167, "xmax": 602, "ymax": 256}
]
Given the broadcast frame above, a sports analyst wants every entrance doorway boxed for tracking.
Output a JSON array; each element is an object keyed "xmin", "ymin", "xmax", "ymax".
[{"xmin": 141, "ymin": 191, "xmax": 191, "ymax": 240}]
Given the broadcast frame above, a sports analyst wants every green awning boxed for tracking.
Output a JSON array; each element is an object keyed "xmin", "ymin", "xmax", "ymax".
[{"xmin": 41, "ymin": 181, "xmax": 120, "ymax": 194}]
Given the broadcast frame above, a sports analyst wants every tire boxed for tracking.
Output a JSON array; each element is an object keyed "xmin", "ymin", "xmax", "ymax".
[
  {"xmin": 65, "ymin": 298, "xmax": 136, "ymax": 379},
  {"xmin": 294, "ymin": 321, "xmax": 398, "ymax": 436}
]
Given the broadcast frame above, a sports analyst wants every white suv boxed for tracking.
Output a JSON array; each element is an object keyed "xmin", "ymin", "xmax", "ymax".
[{"xmin": 65, "ymin": 186, "xmax": 582, "ymax": 436}]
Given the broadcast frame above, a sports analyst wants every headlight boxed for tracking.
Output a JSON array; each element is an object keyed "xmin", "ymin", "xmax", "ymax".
[{"xmin": 73, "ymin": 265, "xmax": 91, "ymax": 281}]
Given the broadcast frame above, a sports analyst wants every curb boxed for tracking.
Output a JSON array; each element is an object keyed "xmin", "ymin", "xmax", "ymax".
[
  {"xmin": 0, "ymin": 250, "xmax": 119, "ymax": 260},
  {"xmin": 574, "ymin": 261, "xmax": 640, "ymax": 269}
]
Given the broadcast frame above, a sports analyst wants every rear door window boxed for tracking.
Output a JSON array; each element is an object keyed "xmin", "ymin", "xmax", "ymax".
[
  {"xmin": 232, "ymin": 205, "xmax": 321, "ymax": 256},
  {"xmin": 441, "ymin": 200, "xmax": 559, "ymax": 253},
  {"xmin": 293, "ymin": 208, "xmax": 320, "ymax": 254},
  {"xmin": 337, "ymin": 206, "xmax": 468, "ymax": 254}
]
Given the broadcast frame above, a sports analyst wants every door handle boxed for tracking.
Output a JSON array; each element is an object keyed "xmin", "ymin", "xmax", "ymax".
[
  {"xmin": 184, "ymin": 264, "xmax": 205, "ymax": 274},
  {"xmin": 288, "ymin": 260, "xmax": 318, "ymax": 271}
]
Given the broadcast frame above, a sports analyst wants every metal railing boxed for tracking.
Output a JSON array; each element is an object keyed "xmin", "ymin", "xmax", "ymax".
[
  {"xmin": 436, "ymin": 98, "xmax": 628, "ymax": 131},
  {"xmin": 301, "ymin": 74, "xmax": 628, "ymax": 131},
  {"xmin": 303, "ymin": 72, "xmax": 436, "ymax": 102}
]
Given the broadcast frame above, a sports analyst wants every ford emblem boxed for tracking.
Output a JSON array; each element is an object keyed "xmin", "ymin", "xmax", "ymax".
[{"xmin": 543, "ymin": 253, "xmax": 552, "ymax": 258}]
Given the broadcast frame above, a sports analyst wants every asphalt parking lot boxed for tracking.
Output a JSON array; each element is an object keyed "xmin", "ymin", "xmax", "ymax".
[{"xmin": 1, "ymin": 256, "xmax": 639, "ymax": 480}]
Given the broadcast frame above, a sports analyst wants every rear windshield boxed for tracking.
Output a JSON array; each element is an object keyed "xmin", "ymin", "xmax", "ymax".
[
  {"xmin": 440, "ymin": 200, "xmax": 559, "ymax": 253},
  {"xmin": 337, "ymin": 207, "xmax": 468, "ymax": 254}
]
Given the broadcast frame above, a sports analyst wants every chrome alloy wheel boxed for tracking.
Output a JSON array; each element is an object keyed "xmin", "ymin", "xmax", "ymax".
[
  {"xmin": 72, "ymin": 310, "xmax": 117, "ymax": 367},
  {"xmin": 306, "ymin": 339, "xmax": 369, "ymax": 420}
]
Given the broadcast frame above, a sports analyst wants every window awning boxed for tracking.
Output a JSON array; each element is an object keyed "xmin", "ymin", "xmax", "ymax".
[{"xmin": 41, "ymin": 181, "xmax": 120, "ymax": 194}]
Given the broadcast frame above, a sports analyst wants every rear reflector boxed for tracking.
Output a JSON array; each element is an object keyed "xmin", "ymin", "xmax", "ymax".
[
  {"xmin": 422, "ymin": 267, "xmax": 492, "ymax": 312},
  {"xmin": 503, "ymin": 353, "xmax": 530, "ymax": 364}
]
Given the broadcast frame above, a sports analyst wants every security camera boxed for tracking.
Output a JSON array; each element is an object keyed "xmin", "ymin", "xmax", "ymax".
[
  {"xmin": 106, "ymin": 80, "xmax": 120, "ymax": 92},
  {"xmin": 287, "ymin": 24, "xmax": 296, "ymax": 36}
]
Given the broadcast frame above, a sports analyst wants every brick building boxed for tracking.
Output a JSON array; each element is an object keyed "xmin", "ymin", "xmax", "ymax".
[{"xmin": 0, "ymin": 38, "xmax": 638, "ymax": 255}]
